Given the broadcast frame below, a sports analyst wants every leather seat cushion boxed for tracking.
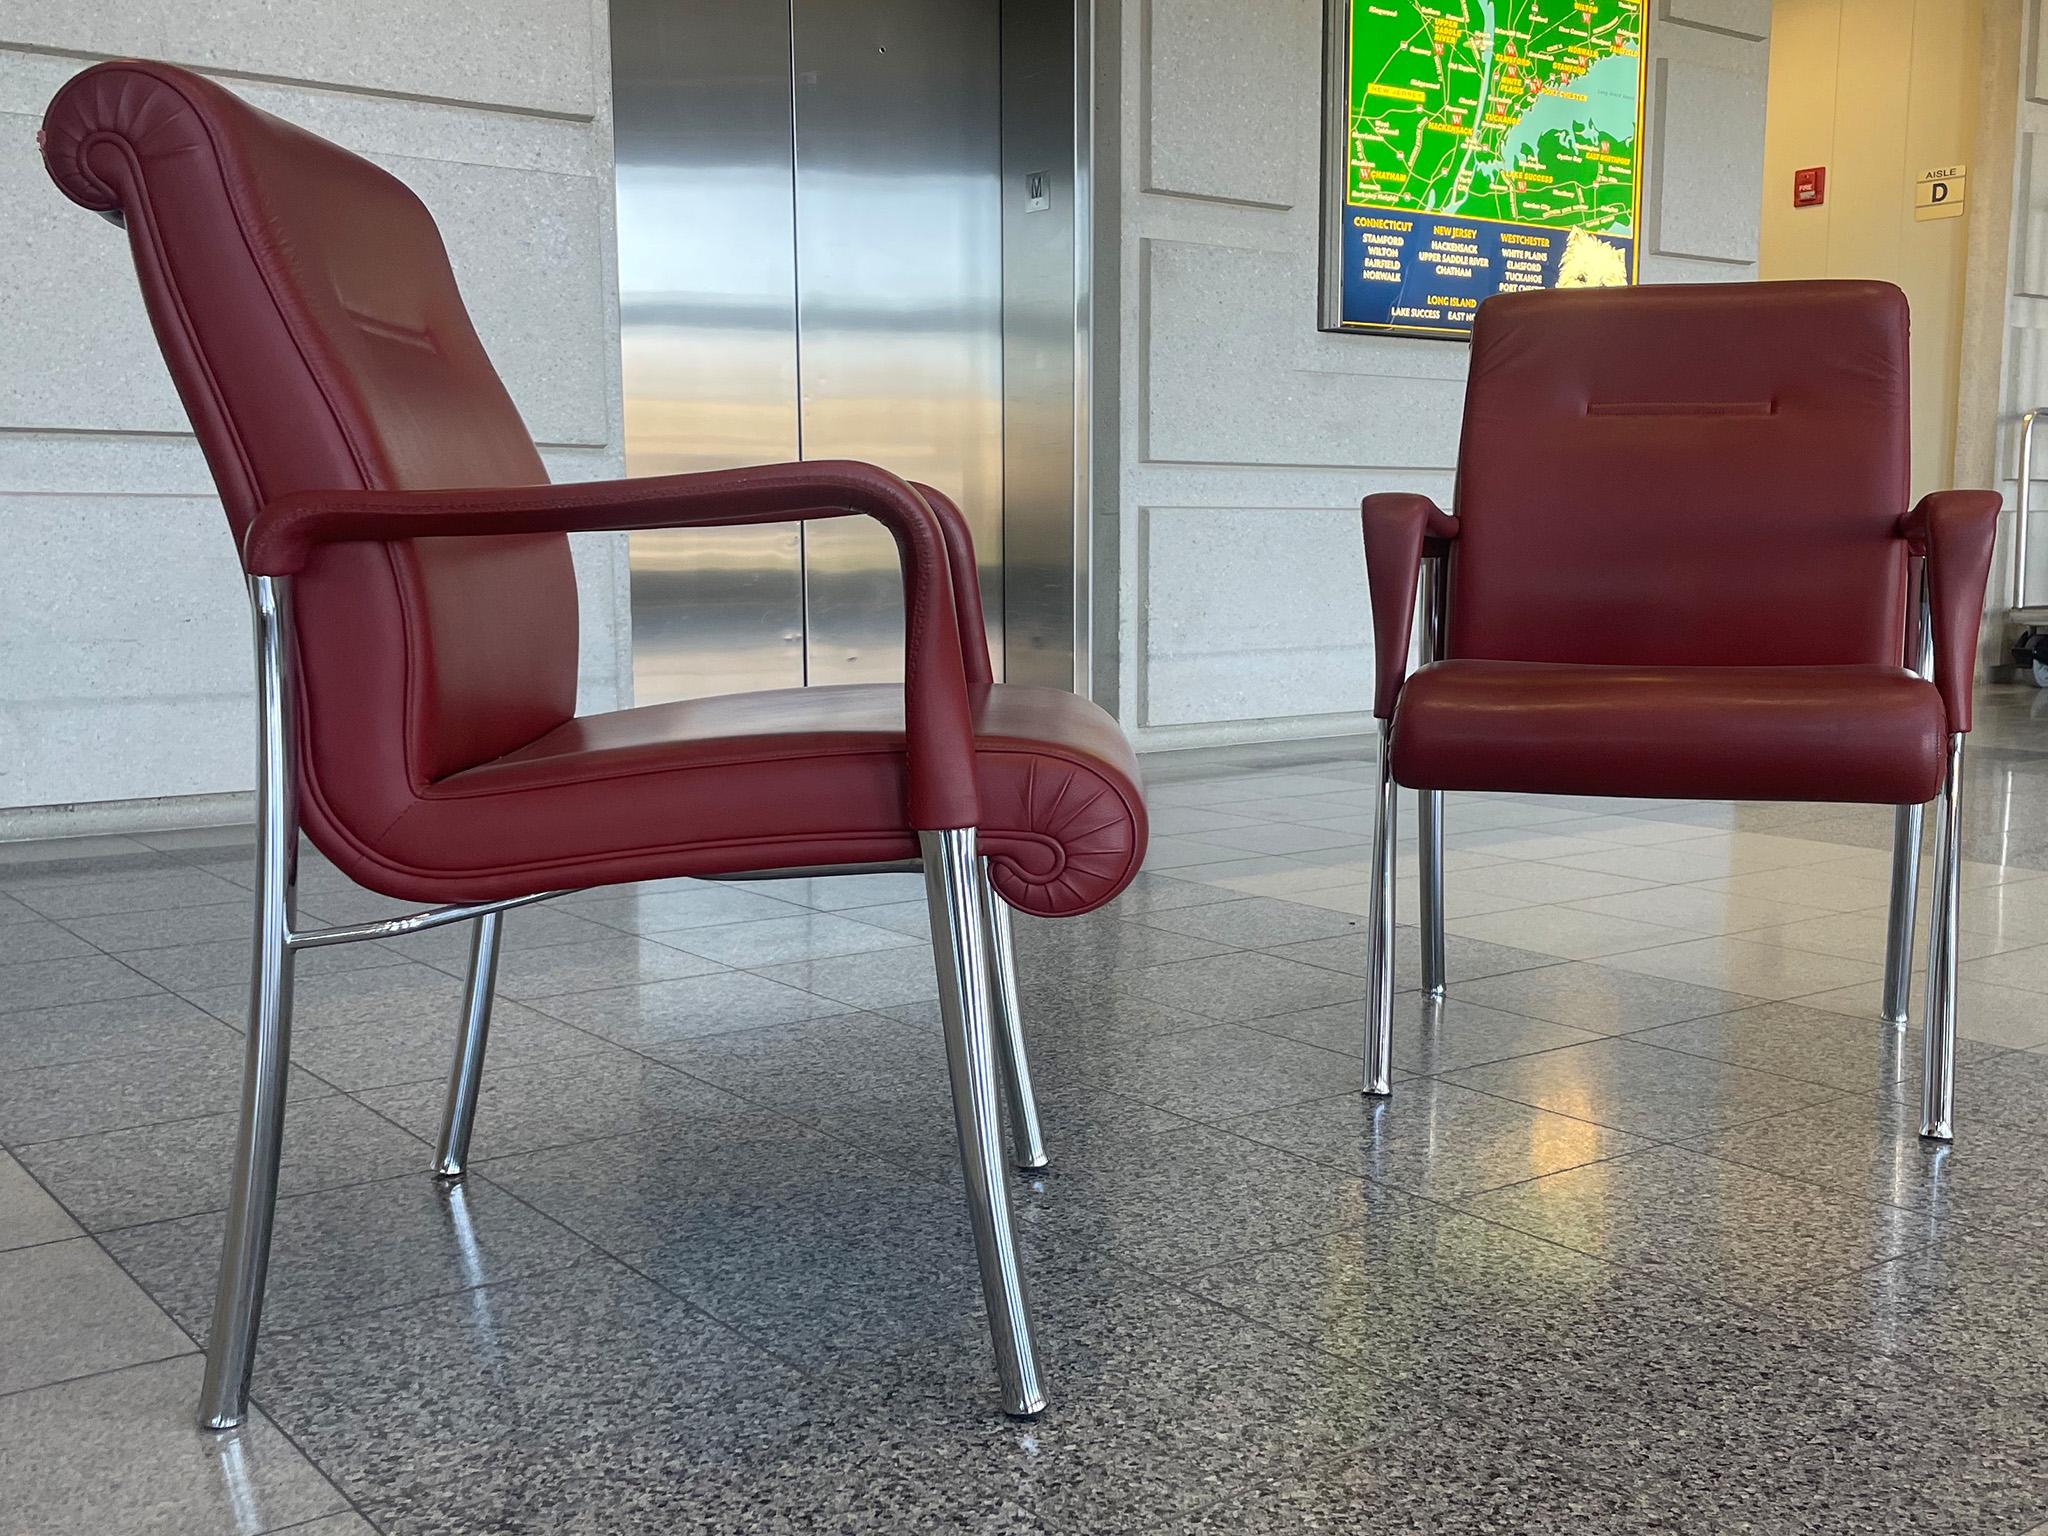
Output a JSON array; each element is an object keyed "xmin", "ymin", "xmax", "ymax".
[
  {"xmin": 305, "ymin": 683, "xmax": 1147, "ymax": 916},
  {"xmin": 1391, "ymin": 661, "xmax": 1946, "ymax": 804}
]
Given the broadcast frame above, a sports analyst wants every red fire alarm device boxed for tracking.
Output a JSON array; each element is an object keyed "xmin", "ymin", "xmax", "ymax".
[{"xmin": 1794, "ymin": 166, "xmax": 1826, "ymax": 207}]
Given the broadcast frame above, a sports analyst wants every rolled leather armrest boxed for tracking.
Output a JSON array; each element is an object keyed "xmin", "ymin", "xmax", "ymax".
[
  {"xmin": 909, "ymin": 481, "xmax": 995, "ymax": 691},
  {"xmin": 1362, "ymin": 492, "xmax": 1459, "ymax": 719},
  {"xmin": 1897, "ymin": 489, "xmax": 2002, "ymax": 733},
  {"xmin": 243, "ymin": 459, "xmax": 983, "ymax": 830}
]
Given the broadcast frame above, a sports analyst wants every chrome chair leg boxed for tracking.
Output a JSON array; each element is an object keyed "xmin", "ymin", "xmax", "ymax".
[
  {"xmin": 1418, "ymin": 788, "xmax": 1446, "ymax": 999},
  {"xmin": 977, "ymin": 859, "xmax": 1048, "ymax": 1172},
  {"xmin": 1363, "ymin": 720, "xmax": 1399, "ymax": 1097},
  {"xmin": 200, "ymin": 575, "xmax": 299, "ymax": 1431},
  {"xmin": 1881, "ymin": 803, "xmax": 1924, "ymax": 1026},
  {"xmin": 435, "ymin": 910, "xmax": 504, "ymax": 1178},
  {"xmin": 921, "ymin": 828, "xmax": 1045, "ymax": 1417},
  {"xmin": 1921, "ymin": 734, "xmax": 1965, "ymax": 1142}
]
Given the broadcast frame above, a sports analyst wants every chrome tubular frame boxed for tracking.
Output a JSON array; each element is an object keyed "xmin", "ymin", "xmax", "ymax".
[
  {"xmin": 978, "ymin": 858, "xmax": 1048, "ymax": 1171},
  {"xmin": 1362, "ymin": 716, "xmax": 1400, "ymax": 1098},
  {"xmin": 1416, "ymin": 555, "xmax": 1449, "ymax": 999},
  {"xmin": 198, "ymin": 581, "xmax": 1055, "ymax": 1427},
  {"xmin": 435, "ymin": 911, "xmax": 504, "ymax": 1177},
  {"xmin": 1882, "ymin": 561, "xmax": 1936, "ymax": 1026},
  {"xmin": 200, "ymin": 576, "xmax": 301, "ymax": 1431},
  {"xmin": 1921, "ymin": 732, "xmax": 1966, "ymax": 1142},
  {"xmin": 921, "ymin": 828, "xmax": 1046, "ymax": 1416}
]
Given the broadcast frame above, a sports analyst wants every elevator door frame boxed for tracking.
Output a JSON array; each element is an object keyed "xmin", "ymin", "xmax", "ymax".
[{"xmin": 610, "ymin": 0, "xmax": 1094, "ymax": 704}]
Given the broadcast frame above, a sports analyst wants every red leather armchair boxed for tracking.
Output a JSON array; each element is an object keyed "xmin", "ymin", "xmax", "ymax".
[
  {"xmin": 42, "ymin": 60, "xmax": 1145, "ymax": 1428},
  {"xmin": 1358, "ymin": 281, "xmax": 1998, "ymax": 1146}
]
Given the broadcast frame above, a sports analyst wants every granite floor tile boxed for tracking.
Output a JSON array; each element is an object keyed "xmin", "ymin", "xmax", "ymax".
[
  {"xmin": 52, "ymin": 899, "xmax": 252, "ymax": 953},
  {"xmin": 1452, "ymin": 859, "xmax": 1660, "ymax": 905},
  {"xmin": 356, "ymin": 1048, "xmax": 749, "ymax": 1163},
  {"xmin": 19, "ymin": 1093, "xmax": 430, "ymax": 1233},
  {"xmin": 1267, "ymin": 927, "xmax": 1560, "ymax": 990},
  {"xmin": 737, "ymin": 871, "xmax": 927, "ymax": 910},
  {"xmin": 254, "ymin": 1257, "xmax": 796, "ymax": 1510},
  {"xmin": 1459, "ymin": 1144, "xmax": 1936, "ymax": 1308},
  {"xmin": 1182, "ymin": 821, "xmax": 1372, "ymax": 856},
  {"xmin": 811, "ymin": 1087, "xmax": 1188, "ymax": 1184},
  {"xmin": 1441, "ymin": 1037, "xmax": 1845, "ymax": 1139},
  {"xmin": 1181, "ymin": 1195, "xmax": 1685, "ymax": 1375},
  {"xmin": 0, "ymin": 917, "xmax": 98, "ymax": 963},
  {"xmin": 1925, "ymin": 1049, "xmax": 2048, "ymax": 1142},
  {"xmin": 9, "ymin": 866, "xmax": 247, "ymax": 918},
  {"xmin": 1112, "ymin": 950, "xmax": 1371, "ymax": 1021},
  {"xmin": 1565, "ymin": 883, "xmax": 1833, "ymax": 935},
  {"xmin": 1449, "ymin": 959, "xmax": 1763, "ymax": 1033},
  {"xmin": 1006, "ymin": 914, "xmax": 1237, "ymax": 977},
  {"xmin": 570, "ymin": 881, "xmax": 808, "ymax": 934},
  {"xmin": 1962, "ymin": 940, "xmax": 2048, "ymax": 994},
  {"xmin": 0, "ymin": 1236, "xmax": 193, "ymax": 1393},
  {"xmin": 658, "ymin": 910, "xmax": 921, "ymax": 967},
  {"xmin": 646, "ymin": 1010, "xmax": 947, "ymax": 1108},
  {"xmin": 1695, "ymin": 864, "xmax": 1899, "ymax": 913},
  {"xmin": 388, "ymin": 904, "xmax": 626, "ymax": 970},
  {"xmin": 1095, "ymin": 871, "xmax": 1248, "ymax": 915},
  {"xmin": 1220, "ymin": 1079, "xmax": 1652, "ymax": 1201},
  {"xmin": 470, "ymin": 936, "xmax": 726, "ymax": 1000},
  {"xmin": 1440, "ymin": 902, "xmax": 1699, "ymax": 959},
  {"xmin": 104, "ymin": 1173, "xmax": 591, "ymax": 1346},
  {"xmin": 1771, "ymin": 1225, "xmax": 2048, "ymax": 1408},
  {"xmin": 0, "ymin": 990, "xmax": 240, "ymax": 1070},
  {"xmin": 0, "ymin": 1355, "xmax": 348, "ymax": 1536},
  {"xmin": 0, "ymin": 1151, "xmax": 78, "ymax": 1249},
  {"xmin": 753, "ymin": 944, "xmax": 942, "ymax": 1009},
  {"xmin": 355, "ymin": 1270, "xmax": 1380, "ymax": 1536},
  {"xmin": 14, "ymin": 735, "xmax": 2048, "ymax": 1530},
  {"xmin": 528, "ymin": 968, "xmax": 844, "ymax": 1047},
  {"xmin": 884, "ymin": 982, "xmax": 1215, "ymax": 1042},
  {"xmin": 1743, "ymin": 907, "xmax": 2016, "ymax": 965},
  {"xmin": 1252, "ymin": 993, "xmax": 1603, "ymax": 1077},
  {"xmin": 1130, "ymin": 894, "xmax": 1365, "ymax": 948},
  {"xmin": 1025, "ymin": 1021, "xmax": 1358, "ymax": 1120},
  {"xmin": 1635, "ymin": 1000, "xmax": 2004, "ymax": 1096},
  {"xmin": 1, "ymin": 1040, "xmax": 335, "ymax": 1146},
  {"xmin": 840, "ymin": 897, "xmax": 932, "ymax": 937},
  {"xmin": 484, "ymin": 1117, "xmax": 1000, "ymax": 1360},
  {"xmin": 1687, "ymin": 1095, "xmax": 2048, "ymax": 1244},
  {"xmin": 1796, "ymin": 975, "xmax": 2048, "ymax": 1049},
  {"xmin": 1594, "ymin": 935, "xmax": 1882, "ymax": 1002},
  {"xmin": 187, "ymin": 965, "xmax": 608, "ymax": 1091},
  {"xmin": 0, "ymin": 952, "xmax": 162, "ymax": 1013},
  {"xmin": 120, "ymin": 934, "xmax": 411, "ymax": 992}
]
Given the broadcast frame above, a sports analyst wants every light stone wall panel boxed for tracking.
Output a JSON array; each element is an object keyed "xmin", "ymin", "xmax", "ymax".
[{"xmin": 0, "ymin": 0, "xmax": 626, "ymax": 821}]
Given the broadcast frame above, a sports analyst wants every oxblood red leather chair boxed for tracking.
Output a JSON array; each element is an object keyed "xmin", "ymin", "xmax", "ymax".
[
  {"xmin": 1359, "ymin": 281, "xmax": 1998, "ymax": 1144},
  {"xmin": 41, "ymin": 60, "xmax": 1145, "ymax": 1428}
]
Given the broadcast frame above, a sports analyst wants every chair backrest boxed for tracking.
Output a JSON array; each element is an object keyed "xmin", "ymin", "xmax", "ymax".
[
  {"xmin": 40, "ymin": 61, "xmax": 578, "ymax": 825},
  {"xmin": 1450, "ymin": 280, "xmax": 1912, "ymax": 669}
]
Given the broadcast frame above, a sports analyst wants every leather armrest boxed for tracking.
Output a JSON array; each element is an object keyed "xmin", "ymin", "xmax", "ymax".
[
  {"xmin": 1362, "ymin": 493, "xmax": 1459, "ymax": 719},
  {"xmin": 244, "ymin": 459, "xmax": 982, "ymax": 829},
  {"xmin": 909, "ymin": 482, "xmax": 994, "ymax": 690},
  {"xmin": 1897, "ymin": 489, "xmax": 2002, "ymax": 733}
]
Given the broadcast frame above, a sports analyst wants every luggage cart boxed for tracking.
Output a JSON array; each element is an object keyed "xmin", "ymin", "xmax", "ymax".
[{"xmin": 2010, "ymin": 408, "xmax": 2048, "ymax": 684}]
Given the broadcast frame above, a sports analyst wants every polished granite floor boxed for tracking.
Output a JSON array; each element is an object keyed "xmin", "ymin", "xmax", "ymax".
[{"xmin": 6, "ymin": 691, "xmax": 2048, "ymax": 1533}]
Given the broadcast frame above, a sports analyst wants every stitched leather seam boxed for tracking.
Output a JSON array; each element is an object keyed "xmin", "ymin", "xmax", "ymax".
[{"xmin": 79, "ymin": 131, "xmax": 264, "ymax": 520}]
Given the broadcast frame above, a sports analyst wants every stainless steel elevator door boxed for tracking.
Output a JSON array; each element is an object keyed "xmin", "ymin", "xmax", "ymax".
[
  {"xmin": 612, "ymin": 0, "xmax": 1004, "ymax": 703},
  {"xmin": 613, "ymin": 0, "xmax": 805, "ymax": 699},
  {"xmin": 792, "ymin": 0, "xmax": 1004, "ymax": 685}
]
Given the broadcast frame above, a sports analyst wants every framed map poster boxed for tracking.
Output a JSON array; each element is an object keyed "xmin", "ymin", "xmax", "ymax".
[{"xmin": 1318, "ymin": 0, "xmax": 1648, "ymax": 339}]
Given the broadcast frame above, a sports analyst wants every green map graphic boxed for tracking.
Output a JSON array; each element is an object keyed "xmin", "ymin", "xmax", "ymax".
[{"xmin": 1347, "ymin": 0, "xmax": 1644, "ymax": 236}]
